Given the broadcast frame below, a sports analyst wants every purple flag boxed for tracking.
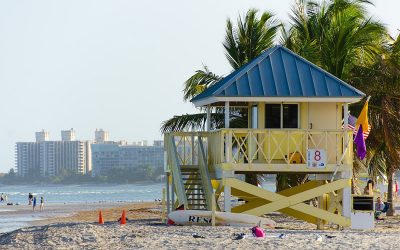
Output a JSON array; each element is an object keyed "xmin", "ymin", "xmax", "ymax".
[{"xmin": 354, "ymin": 124, "xmax": 366, "ymax": 160}]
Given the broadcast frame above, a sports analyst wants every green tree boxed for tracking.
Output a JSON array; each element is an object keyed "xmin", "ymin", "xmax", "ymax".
[
  {"xmin": 350, "ymin": 34, "xmax": 400, "ymax": 215},
  {"xmin": 283, "ymin": 1, "xmax": 400, "ymax": 216},
  {"xmin": 162, "ymin": 9, "xmax": 279, "ymax": 132},
  {"xmin": 8, "ymin": 168, "xmax": 16, "ymax": 177},
  {"xmin": 162, "ymin": 9, "xmax": 279, "ymax": 186},
  {"xmin": 280, "ymin": 0, "xmax": 387, "ymax": 192},
  {"xmin": 283, "ymin": 0, "xmax": 385, "ymax": 79}
]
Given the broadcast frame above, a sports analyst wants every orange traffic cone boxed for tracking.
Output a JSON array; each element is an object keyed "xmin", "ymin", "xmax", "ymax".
[
  {"xmin": 120, "ymin": 210, "xmax": 126, "ymax": 225},
  {"xmin": 98, "ymin": 210, "xmax": 104, "ymax": 224}
]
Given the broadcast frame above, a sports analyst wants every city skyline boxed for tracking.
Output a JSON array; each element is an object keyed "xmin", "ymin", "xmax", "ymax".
[
  {"xmin": 1, "ymin": 0, "xmax": 399, "ymax": 173},
  {"xmin": 15, "ymin": 129, "xmax": 164, "ymax": 177},
  {"xmin": 15, "ymin": 128, "xmax": 160, "ymax": 146}
]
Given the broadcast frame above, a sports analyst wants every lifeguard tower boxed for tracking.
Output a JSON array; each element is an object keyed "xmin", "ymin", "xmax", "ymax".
[{"xmin": 164, "ymin": 45, "xmax": 366, "ymax": 229}]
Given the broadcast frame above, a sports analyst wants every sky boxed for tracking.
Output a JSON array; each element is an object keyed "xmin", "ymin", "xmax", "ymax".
[{"xmin": 0, "ymin": 0, "xmax": 399, "ymax": 173}]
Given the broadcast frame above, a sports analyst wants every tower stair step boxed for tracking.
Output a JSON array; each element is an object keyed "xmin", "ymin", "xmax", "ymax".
[
  {"xmin": 184, "ymin": 182, "xmax": 202, "ymax": 185},
  {"xmin": 182, "ymin": 177, "xmax": 201, "ymax": 181}
]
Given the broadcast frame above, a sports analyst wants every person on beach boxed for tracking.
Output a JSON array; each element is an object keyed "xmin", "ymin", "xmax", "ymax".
[
  {"xmin": 40, "ymin": 197, "xmax": 44, "ymax": 211},
  {"xmin": 0, "ymin": 193, "xmax": 3, "ymax": 202},
  {"xmin": 363, "ymin": 180, "xmax": 375, "ymax": 195},
  {"xmin": 32, "ymin": 197, "xmax": 37, "ymax": 212},
  {"xmin": 28, "ymin": 193, "xmax": 33, "ymax": 205},
  {"xmin": 375, "ymin": 197, "xmax": 389, "ymax": 220}
]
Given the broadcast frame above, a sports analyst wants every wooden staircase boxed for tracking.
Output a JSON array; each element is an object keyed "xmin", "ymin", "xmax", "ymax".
[
  {"xmin": 181, "ymin": 166, "xmax": 207, "ymax": 210},
  {"xmin": 167, "ymin": 135, "xmax": 213, "ymax": 211}
]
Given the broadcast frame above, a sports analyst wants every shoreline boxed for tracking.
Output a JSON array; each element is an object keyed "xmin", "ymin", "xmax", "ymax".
[
  {"xmin": 1, "ymin": 202, "xmax": 400, "ymax": 249},
  {"xmin": 0, "ymin": 201, "xmax": 152, "ymax": 234},
  {"xmin": 29, "ymin": 201, "xmax": 161, "ymax": 227},
  {"xmin": 0, "ymin": 180, "xmax": 161, "ymax": 186}
]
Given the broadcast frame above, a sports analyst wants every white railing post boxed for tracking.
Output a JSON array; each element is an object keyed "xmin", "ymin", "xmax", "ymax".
[
  {"xmin": 225, "ymin": 102, "xmax": 230, "ymax": 163},
  {"xmin": 287, "ymin": 130, "xmax": 290, "ymax": 164},
  {"xmin": 212, "ymin": 191, "xmax": 216, "ymax": 226},
  {"xmin": 162, "ymin": 187, "xmax": 166, "ymax": 223},
  {"xmin": 343, "ymin": 103, "xmax": 349, "ymax": 164},
  {"xmin": 166, "ymin": 172, "xmax": 170, "ymax": 215},
  {"xmin": 224, "ymin": 182, "xmax": 231, "ymax": 212},
  {"xmin": 191, "ymin": 134, "xmax": 195, "ymax": 165},
  {"xmin": 226, "ymin": 130, "xmax": 232, "ymax": 163},
  {"xmin": 268, "ymin": 130, "xmax": 271, "ymax": 164},
  {"xmin": 206, "ymin": 105, "xmax": 211, "ymax": 132},
  {"xmin": 225, "ymin": 102, "xmax": 230, "ymax": 128},
  {"xmin": 171, "ymin": 174, "xmax": 175, "ymax": 211}
]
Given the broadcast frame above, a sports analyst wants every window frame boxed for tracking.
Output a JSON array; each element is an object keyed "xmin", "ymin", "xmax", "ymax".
[{"xmin": 265, "ymin": 103, "xmax": 300, "ymax": 129}]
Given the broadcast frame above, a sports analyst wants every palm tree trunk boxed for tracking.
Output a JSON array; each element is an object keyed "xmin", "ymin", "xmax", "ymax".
[
  {"xmin": 245, "ymin": 173, "xmax": 258, "ymax": 186},
  {"xmin": 276, "ymin": 174, "xmax": 307, "ymax": 192},
  {"xmin": 387, "ymin": 170, "xmax": 396, "ymax": 216}
]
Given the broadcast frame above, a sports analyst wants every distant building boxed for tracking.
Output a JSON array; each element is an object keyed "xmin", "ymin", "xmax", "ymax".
[
  {"xmin": 15, "ymin": 130, "xmax": 91, "ymax": 177},
  {"xmin": 35, "ymin": 130, "xmax": 49, "ymax": 142},
  {"xmin": 95, "ymin": 129, "xmax": 109, "ymax": 143},
  {"xmin": 15, "ymin": 142, "xmax": 41, "ymax": 177},
  {"xmin": 15, "ymin": 129, "xmax": 162, "ymax": 177},
  {"xmin": 153, "ymin": 140, "xmax": 164, "ymax": 147},
  {"xmin": 61, "ymin": 128, "xmax": 76, "ymax": 141},
  {"xmin": 91, "ymin": 139, "xmax": 164, "ymax": 175}
]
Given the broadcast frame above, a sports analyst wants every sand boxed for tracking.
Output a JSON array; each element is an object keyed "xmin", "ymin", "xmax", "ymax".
[{"xmin": 1, "ymin": 202, "xmax": 400, "ymax": 249}]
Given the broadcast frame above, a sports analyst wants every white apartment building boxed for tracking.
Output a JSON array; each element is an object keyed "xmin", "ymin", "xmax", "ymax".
[
  {"xmin": 15, "ymin": 142, "xmax": 41, "ymax": 177},
  {"xmin": 95, "ymin": 129, "xmax": 109, "ymax": 143},
  {"xmin": 15, "ymin": 129, "xmax": 91, "ymax": 177}
]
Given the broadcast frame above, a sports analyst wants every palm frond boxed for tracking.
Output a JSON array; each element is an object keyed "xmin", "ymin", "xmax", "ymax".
[
  {"xmin": 183, "ymin": 65, "xmax": 221, "ymax": 102},
  {"xmin": 223, "ymin": 9, "xmax": 279, "ymax": 69},
  {"xmin": 160, "ymin": 111, "xmax": 248, "ymax": 133}
]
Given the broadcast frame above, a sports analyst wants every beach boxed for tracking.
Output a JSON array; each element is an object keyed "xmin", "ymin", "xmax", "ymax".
[
  {"xmin": 0, "ymin": 182, "xmax": 164, "ymax": 235},
  {"xmin": 1, "ymin": 202, "xmax": 400, "ymax": 249}
]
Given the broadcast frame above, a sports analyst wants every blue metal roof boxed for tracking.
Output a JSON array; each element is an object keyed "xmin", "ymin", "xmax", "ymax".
[{"xmin": 191, "ymin": 45, "xmax": 365, "ymax": 106}]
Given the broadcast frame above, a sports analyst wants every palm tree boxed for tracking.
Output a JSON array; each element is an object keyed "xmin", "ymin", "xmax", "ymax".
[
  {"xmin": 279, "ymin": 0, "xmax": 386, "ymax": 192},
  {"xmin": 161, "ymin": 9, "xmax": 279, "ymax": 133},
  {"xmin": 161, "ymin": 9, "xmax": 279, "ymax": 186},
  {"xmin": 283, "ymin": 0, "xmax": 385, "ymax": 79},
  {"xmin": 350, "ymin": 34, "xmax": 400, "ymax": 215}
]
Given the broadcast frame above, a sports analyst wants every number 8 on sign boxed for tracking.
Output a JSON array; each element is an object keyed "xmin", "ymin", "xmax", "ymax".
[
  {"xmin": 314, "ymin": 150, "xmax": 321, "ymax": 161},
  {"xmin": 307, "ymin": 149, "xmax": 326, "ymax": 168}
]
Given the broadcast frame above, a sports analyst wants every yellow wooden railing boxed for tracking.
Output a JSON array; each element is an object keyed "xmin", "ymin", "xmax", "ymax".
[
  {"xmin": 209, "ymin": 129, "xmax": 353, "ymax": 166},
  {"xmin": 165, "ymin": 129, "xmax": 353, "ymax": 169}
]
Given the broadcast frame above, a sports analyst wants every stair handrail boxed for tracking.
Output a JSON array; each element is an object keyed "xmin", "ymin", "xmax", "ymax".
[
  {"xmin": 168, "ymin": 135, "xmax": 188, "ymax": 209},
  {"xmin": 198, "ymin": 136, "xmax": 213, "ymax": 210}
]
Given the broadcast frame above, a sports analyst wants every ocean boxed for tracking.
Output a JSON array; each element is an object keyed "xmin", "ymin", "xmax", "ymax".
[
  {"xmin": 0, "ymin": 183, "xmax": 164, "ymax": 233},
  {"xmin": 0, "ymin": 182, "xmax": 276, "ymax": 234},
  {"xmin": 0, "ymin": 183, "xmax": 164, "ymax": 205}
]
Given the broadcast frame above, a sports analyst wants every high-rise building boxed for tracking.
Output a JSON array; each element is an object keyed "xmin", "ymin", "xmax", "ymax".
[
  {"xmin": 153, "ymin": 140, "xmax": 164, "ymax": 147},
  {"xmin": 35, "ymin": 130, "xmax": 49, "ymax": 142},
  {"xmin": 95, "ymin": 129, "xmax": 109, "ymax": 143},
  {"xmin": 61, "ymin": 129, "xmax": 76, "ymax": 141},
  {"xmin": 15, "ymin": 131, "xmax": 91, "ymax": 177},
  {"xmin": 15, "ymin": 129, "xmax": 162, "ymax": 177},
  {"xmin": 91, "ymin": 133, "xmax": 163, "ymax": 175},
  {"xmin": 15, "ymin": 142, "xmax": 41, "ymax": 177},
  {"xmin": 91, "ymin": 143, "xmax": 164, "ymax": 175}
]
